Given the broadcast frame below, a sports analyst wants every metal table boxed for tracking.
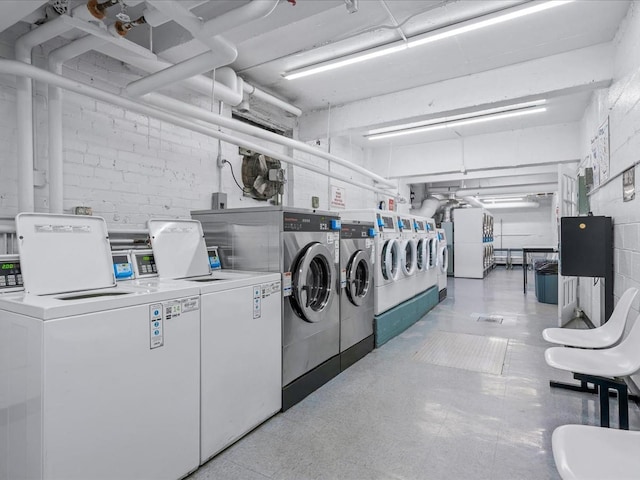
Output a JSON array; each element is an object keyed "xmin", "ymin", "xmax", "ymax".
[{"xmin": 522, "ymin": 247, "xmax": 557, "ymax": 294}]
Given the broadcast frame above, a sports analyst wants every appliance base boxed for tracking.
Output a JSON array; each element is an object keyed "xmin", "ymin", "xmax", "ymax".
[
  {"xmin": 282, "ymin": 354, "xmax": 341, "ymax": 411},
  {"xmin": 340, "ymin": 334, "xmax": 374, "ymax": 371}
]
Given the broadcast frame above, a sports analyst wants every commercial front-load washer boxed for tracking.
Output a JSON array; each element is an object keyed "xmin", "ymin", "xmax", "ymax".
[
  {"xmin": 413, "ymin": 217, "xmax": 430, "ymax": 295},
  {"xmin": 340, "ymin": 210, "xmax": 404, "ymax": 316},
  {"xmin": 398, "ymin": 215, "xmax": 419, "ymax": 299},
  {"xmin": 339, "ymin": 220, "xmax": 375, "ymax": 370},
  {"xmin": 192, "ymin": 206, "xmax": 341, "ymax": 410},
  {"xmin": 0, "ymin": 214, "xmax": 201, "ymax": 480},
  {"xmin": 130, "ymin": 220, "xmax": 282, "ymax": 463},
  {"xmin": 436, "ymin": 228, "xmax": 449, "ymax": 301},
  {"xmin": 425, "ymin": 218, "xmax": 439, "ymax": 291}
]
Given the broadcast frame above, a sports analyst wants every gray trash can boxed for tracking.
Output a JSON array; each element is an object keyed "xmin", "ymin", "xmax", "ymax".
[{"xmin": 535, "ymin": 261, "xmax": 558, "ymax": 304}]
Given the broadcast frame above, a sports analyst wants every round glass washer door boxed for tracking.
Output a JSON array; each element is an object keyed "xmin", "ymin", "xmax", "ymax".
[
  {"xmin": 381, "ymin": 238, "xmax": 400, "ymax": 281},
  {"xmin": 346, "ymin": 249, "xmax": 372, "ymax": 307},
  {"xmin": 401, "ymin": 239, "xmax": 418, "ymax": 275},
  {"xmin": 427, "ymin": 237, "xmax": 438, "ymax": 269},
  {"xmin": 416, "ymin": 239, "xmax": 427, "ymax": 272},
  {"xmin": 439, "ymin": 245, "xmax": 449, "ymax": 273},
  {"xmin": 291, "ymin": 242, "xmax": 335, "ymax": 323}
]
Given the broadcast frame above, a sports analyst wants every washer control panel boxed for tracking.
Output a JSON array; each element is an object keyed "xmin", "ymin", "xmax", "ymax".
[
  {"xmin": 131, "ymin": 249, "xmax": 158, "ymax": 278},
  {"xmin": 0, "ymin": 255, "xmax": 23, "ymax": 292}
]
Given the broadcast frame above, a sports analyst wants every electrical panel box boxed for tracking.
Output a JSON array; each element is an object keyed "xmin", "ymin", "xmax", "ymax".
[{"xmin": 560, "ymin": 216, "xmax": 612, "ymax": 277}]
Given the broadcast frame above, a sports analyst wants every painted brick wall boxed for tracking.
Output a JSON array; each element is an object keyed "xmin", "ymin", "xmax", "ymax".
[
  {"xmin": 578, "ymin": 2, "xmax": 640, "ymax": 389},
  {"xmin": 491, "ymin": 199, "xmax": 554, "ymax": 250},
  {"xmin": 0, "ymin": 29, "xmax": 378, "ymax": 229}
]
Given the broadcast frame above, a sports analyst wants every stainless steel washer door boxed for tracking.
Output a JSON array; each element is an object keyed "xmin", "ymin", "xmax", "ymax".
[
  {"xmin": 346, "ymin": 249, "xmax": 372, "ymax": 307},
  {"xmin": 416, "ymin": 239, "xmax": 427, "ymax": 272},
  {"xmin": 291, "ymin": 242, "xmax": 335, "ymax": 323},
  {"xmin": 427, "ymin": 237, "xmax": 438, "ymax": 269},
  {"xmin": 439, "ymin": 245, "xmax": 449, "ymax": 273}
]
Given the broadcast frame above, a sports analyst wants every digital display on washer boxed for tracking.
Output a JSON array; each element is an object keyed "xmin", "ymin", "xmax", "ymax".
[
  {"xmin": 112, "ymin": 253, "xmax": 134, "ymax": 280},
  {"xmin": 0, "ymin": 260, "xmax": 23, "ymax": 290},
  {"xmin": 135, "ymin": 253, "xmax": 157, "ymax": 276},
  {"xmin": 380, "ymin": 215, "xmax": 394, "ymax": 230},
  {"xmin": 401, "ymin": 218, "xmax": 412, "ymax": 231},
  {"xmin": 415, "ymin": 221, "xmax": 425, "ymax": 231}
]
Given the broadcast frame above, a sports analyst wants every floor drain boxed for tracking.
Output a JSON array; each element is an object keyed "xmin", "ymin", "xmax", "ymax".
[{"xmin": 477, "ymin": 314, "xmax": 504, "ymax": 324}]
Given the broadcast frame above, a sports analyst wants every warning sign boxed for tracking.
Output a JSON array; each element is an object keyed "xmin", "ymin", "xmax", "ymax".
[
  {"xmin": 388, "ymin": 198, "xmax": 395, "ymax": 211},
  {"xmin": 330, "ymin": 185, "xmax": 346, "ymax": 209}
]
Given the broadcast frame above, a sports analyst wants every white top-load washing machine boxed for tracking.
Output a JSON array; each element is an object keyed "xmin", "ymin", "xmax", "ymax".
[
  {"xmin": 340, "ymin": 209, "xmax": 404, "ymax": 316},
  {"xmin": 398, "ymin": 214, "xmax": 419, "ymax": 299},
  {"xmin": 134, "ymin": 219, "xmax": 282, "ymax": 464},
  {"xmin": 436, "ymin": 228, "xmax": 449, "ymax": 300},
  {"xmin": 0, "ymin": 214, "xmax": 201, "ymax": 480}
]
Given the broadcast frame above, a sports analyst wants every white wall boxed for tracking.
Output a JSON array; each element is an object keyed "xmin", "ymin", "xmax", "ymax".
[
  {"xmin": 366, "ymin": 123, "xmax": 581, "ymax": 179},
  {"xmin": 577, "ymin": 2, "xmax": 640, "ymax": 390},
  {"xmin": 491, "ymin": 198, "xmax": 555, "ymax": 250},
  {"xmin": 0, "ymin": 28, "xmax": 377, "ymax": 228}
]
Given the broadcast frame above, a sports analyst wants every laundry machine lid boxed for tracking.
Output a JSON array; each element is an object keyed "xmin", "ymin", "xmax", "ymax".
[
  {"xmin": 147, "ymin": 219, "xmax": 211, "ymax": 279},
  {"xmin": 15, "ymin": 213, "xmax": 115, "ymax": 295}
]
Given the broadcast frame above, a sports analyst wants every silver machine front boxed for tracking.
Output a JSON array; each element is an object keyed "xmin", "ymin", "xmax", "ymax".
[
  {"xmin": 339, "ymin": 221, "xmax": 375, "ymax": 368},
  {"xmin": 191, "ymin": 206, "xmax": 341, "ymax": 410}
]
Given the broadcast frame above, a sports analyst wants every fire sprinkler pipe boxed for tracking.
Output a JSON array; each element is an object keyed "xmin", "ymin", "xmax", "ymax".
[
  {"xmin": 0, "ymin": 60, "xmax": 401, "ymax": 200},
  {"xmin": 141, "ymin": 92, "xmax": 398, "ymax": 189}
]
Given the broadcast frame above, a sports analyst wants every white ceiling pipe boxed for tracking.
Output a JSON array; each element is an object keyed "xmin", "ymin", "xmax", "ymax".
[
  {"xmin": 462, "ymin": 196, "xmax": 484, "ymax": 208},
  {"xmin": 216, "ymin": 67, "xmax": 244, "ymax": 105},
  {"xmin": 141, "ymin": 92, "xmax": 398, "ymax": 189},
  {"xmin": 48, "ymin": 35, "xmax": 110, "ymax": 214},
  {"xmin": 0, "ymin": 60, "xmax": 401, "ymax": 199},
  {"xmin": 14, "ymin": 2, "xmax": 114, "ymax": 213},
  {"xmin": 126, "ymin": 45, "xmax": 237, "ymax": 97},
  {"xmin": 198, "ymin": 0, "xmax": 279, "ymax": 37},
  {"xmin": 242, "ymin": 82, "xmax": 302, "ymax": 117},
  {"xmin": 126, "ymin": 0, "xmax": 242, "ymax": 96}
]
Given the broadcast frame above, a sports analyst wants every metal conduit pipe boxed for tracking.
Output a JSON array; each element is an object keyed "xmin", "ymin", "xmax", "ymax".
[
  {"xmin": 0, "ymin": 60, "xmax": 401, "ymax": 199},
  {"xmin": 141, "ymin": 92, "xmax": 397, "ymax": 189}
]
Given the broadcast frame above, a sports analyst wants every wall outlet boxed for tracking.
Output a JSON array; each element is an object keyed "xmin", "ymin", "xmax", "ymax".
[
  {"xmin": 311, "ymin": 196, "xmax": 319, "ymax": 208},
  {"xmin": 74, "ymin": 206, "xmax": 93, "ymax": 216}
]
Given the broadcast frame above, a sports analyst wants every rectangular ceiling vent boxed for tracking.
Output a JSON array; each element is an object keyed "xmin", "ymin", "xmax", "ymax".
[{"xmin": 231, "ymin": 112, "xmax": 289, "ymax": 137}]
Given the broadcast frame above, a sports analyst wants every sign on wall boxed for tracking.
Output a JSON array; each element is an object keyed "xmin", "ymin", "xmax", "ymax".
[
  {"xmin": 623, "ymin": 165, "xmax": 635, "ymax": 202},
  {"xmin": 330, "ymin": 185, "xmax": 346, "ymax": 209},
  {"xmin": 590, "ymin": 117, "xmax": 610, "ymax": 188}
]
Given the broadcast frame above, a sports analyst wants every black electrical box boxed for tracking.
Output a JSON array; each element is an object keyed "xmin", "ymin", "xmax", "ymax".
[{"xmin": 560, "ymin": 216, "xmax": 612, "ymax": 277}]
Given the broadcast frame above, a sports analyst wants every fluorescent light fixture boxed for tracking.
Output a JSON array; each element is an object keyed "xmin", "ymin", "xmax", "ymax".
[
  {"xmin": 481, "ymin": 201, "xmax": 540, "ymax": 209},
  {"xmin": 367, "ymin": 99, "xmax": 546, "ymax": 136},
  {"xmin": 483, "ymin": 197, "xmax": 524, "ymax": 202},
  {"xmin": 284, "ymin": 1, "xmax": 574, "ymax": 80},
  {"xmin": 367, "ymin": 106, "xmax": 547, "ymax": 140}
]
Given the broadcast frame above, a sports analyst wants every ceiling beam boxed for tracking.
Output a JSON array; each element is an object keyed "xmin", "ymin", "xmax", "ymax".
[{"xmin": 299, "ymin": 42, "xmax": 614, "ymax": 140}]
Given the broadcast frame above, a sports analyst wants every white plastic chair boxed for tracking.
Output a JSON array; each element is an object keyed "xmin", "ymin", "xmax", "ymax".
[
  {"xmin": 545, "ymin": 313, "xmax": 640, "ymax": 429},
  {"xmin": 552, "ymin": 424, "xmax": 640, "ymax": 480},
  {"xmin": 543, "ymin": 287, "xmax": 638, "ymax": 348}
]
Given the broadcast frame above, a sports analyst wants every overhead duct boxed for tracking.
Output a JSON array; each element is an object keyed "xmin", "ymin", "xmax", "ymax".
[{"xmin": 410, "ymin": 197, "xmax": 442, "ymax": 218}]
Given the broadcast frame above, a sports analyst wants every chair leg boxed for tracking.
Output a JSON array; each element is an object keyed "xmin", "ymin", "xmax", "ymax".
[
  {"xmin": 574, "ymin": 373, "xmax": 630, "ymax": 430},
  {"xmin": 618, "ymin": 386, "xmax": 629, "ymax": 430},
  {"xmin": 599, "ymin": 384, "xmax": 610, "ymax": 428},
  {"xmin": 549, "ymin": 379, "xmax": 598, "ymax": 394}
]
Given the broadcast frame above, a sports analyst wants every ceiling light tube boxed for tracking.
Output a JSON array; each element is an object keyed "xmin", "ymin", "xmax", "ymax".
[
  {"xmin": 283, "ymin": 0, "xmax": 574, "ymax": 80},
  {"xmin": 367, "ymin": 99, "xmax": 546, "ymax": 136},
  {"xmin": 367, "ymin": 107, "xmax": 547, "ymax": 140},
  {"xmin": 483, "ymin": 197, "xmax": 524, "ymax": 202}
]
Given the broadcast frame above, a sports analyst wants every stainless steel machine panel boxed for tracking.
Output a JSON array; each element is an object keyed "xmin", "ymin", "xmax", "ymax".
[{"xmin": 340, "ymin": 222, "xmax": 374, "ymax": 353}]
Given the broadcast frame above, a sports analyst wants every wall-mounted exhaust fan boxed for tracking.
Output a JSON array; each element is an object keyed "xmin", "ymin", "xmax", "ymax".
[{"xmin": 241, "ymin": 151, "xmax": 286, "ymax": 201}]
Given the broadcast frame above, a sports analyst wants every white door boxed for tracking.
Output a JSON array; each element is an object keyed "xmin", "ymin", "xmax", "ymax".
[{"xmin": 558, "ymin": 164, "xmax": 578, "ymax": 326}]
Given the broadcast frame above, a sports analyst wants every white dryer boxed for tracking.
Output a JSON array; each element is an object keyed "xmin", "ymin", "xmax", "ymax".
[
  {"xmin": 0, "ymin": 214, "xmax": 201, "ymax": 480},
  {"xmin": 145, "ymin": 219, "xmax": 282, "ymax": 464},
  {"xmin": 436, "ymin": 228, "xmax": 449, "ymax": 301}
]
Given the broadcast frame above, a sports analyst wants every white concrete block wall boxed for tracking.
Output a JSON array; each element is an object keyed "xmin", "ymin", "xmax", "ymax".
[
  {"xmin": 491, "ymin": 199, "xmax": 554, "ymax": 250},
  {"xmin": 577, "ymin": 2, "xmax": 640, "ymax": 390},
  {"xmin": 0, "ymin": 34, "xmax": 379, "ymax": 227}
]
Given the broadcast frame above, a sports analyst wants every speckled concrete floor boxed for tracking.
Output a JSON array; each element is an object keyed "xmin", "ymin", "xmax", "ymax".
[{"xmin": 187, "ymin": 268, "xmax": 640, "ymax": 480}]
